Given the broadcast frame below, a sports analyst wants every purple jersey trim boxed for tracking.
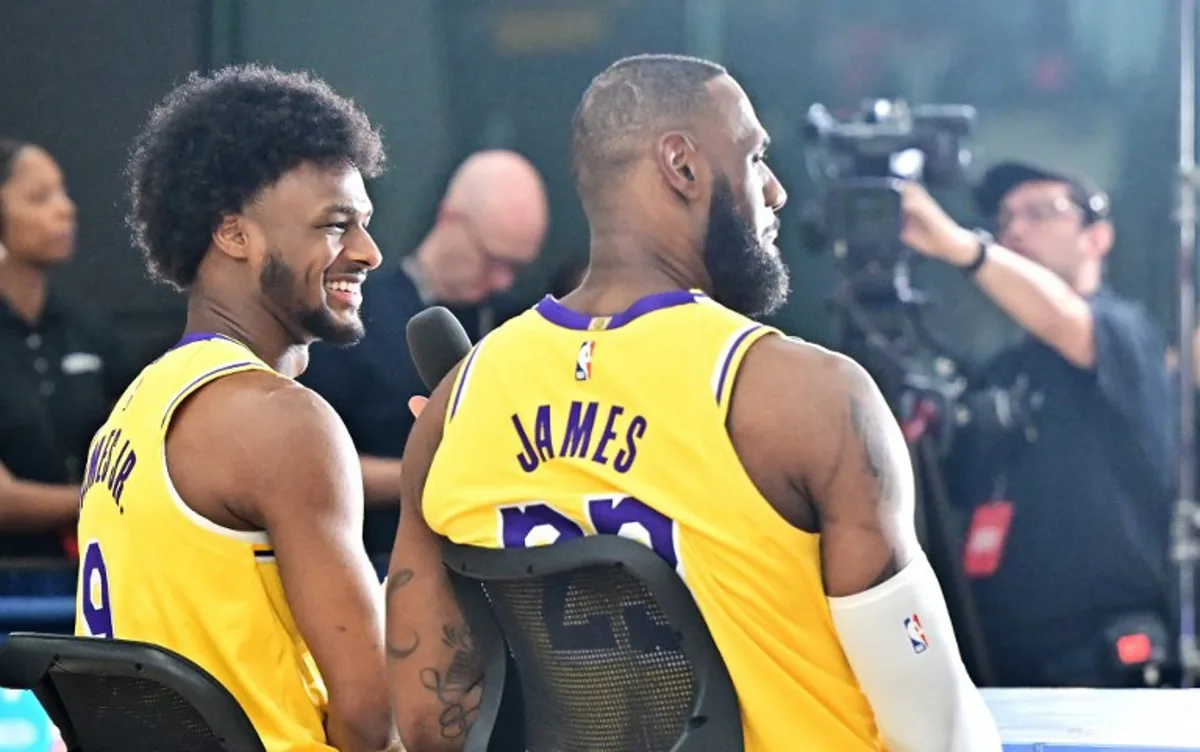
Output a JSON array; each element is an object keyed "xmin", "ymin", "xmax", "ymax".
[
  {"xmin": 714, "ymin": 325, "xmax": 763, "ymax": 403},
  {"xmin": 534, "ymin": 290, "xmax": 700, "ymax": 331},
  {"xmin": 170, "ymin": 332, "xmax": 228, "ymax": 350},
  {"xmin": 449, "ymin": 344, "xmax": 482, "ymax": 420},
  {"xmin": 160, "ymin": 361, "xmax": 256, "ymax": 428}
]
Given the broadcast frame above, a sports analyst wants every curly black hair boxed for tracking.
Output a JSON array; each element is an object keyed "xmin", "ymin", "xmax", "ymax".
[{"xmin": 126, "ymin": 64, "xmax": 386, "ymax": 290}]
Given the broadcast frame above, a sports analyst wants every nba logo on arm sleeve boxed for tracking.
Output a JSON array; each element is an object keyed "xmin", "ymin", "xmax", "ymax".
[
  {"xmin": 904, "ymin": 614, "xmax": 929, "ymax": 654},
  {"xmin": 576, "ymin": 341, "xmax": 595, "ymax": 381}
]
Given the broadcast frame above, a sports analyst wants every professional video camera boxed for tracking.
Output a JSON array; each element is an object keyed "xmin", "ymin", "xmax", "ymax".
[
  {"xmin": 799, "ymin": 98, "xmax": 1040, "ymax": 492},
  {"xmin": 795, "ymin": 99, "xmax": 981, "ymax": 413},
  {"xmin": 799, "ymin": 98, "xmax": 976, "ymax": 272}
]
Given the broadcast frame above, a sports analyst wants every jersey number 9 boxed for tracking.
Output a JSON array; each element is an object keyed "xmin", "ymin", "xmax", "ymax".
[{"xmin": 80, "ymin": 541, "xmax": 114, "ymax": 638}]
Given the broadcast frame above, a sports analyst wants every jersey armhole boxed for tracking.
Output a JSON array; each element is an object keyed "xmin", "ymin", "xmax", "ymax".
[
  {"xmin": 159, "ymin": 360, "xmax": 272, "ymax": 545},
  {"xmin": 444, "ymin": 337, "xmax": 488, "ymax": 431},
  {"xmin": 711, "ymin": 323, "xmax": 779, "ymax": 420}
]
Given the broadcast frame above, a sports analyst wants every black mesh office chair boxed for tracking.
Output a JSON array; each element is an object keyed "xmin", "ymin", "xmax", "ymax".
[
  {"xmin": 0, "ymin": 632, "xmax": 265, "ymax": 752},
  {"xmin": 443, "ymin": 534, "xmax": 743, "ymax": 752}
]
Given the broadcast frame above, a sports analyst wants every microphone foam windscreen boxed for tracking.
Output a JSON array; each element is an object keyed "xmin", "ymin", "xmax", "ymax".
[{"xmin": 405, "ymin": 306, "xmax": 473, "ymax": 391}]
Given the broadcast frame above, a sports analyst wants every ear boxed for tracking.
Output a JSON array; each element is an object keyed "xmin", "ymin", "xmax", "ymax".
[
  {"xmin": 212, "ymin": 214, "xmax": 252, "ymax": 261},
  {"xmin": 657, "ymin": 131, "xmax": 706, "ymax": 201},
  {"xmin": 1085, "ymin": 219, "xmax": 1115, "ymax": 259}
]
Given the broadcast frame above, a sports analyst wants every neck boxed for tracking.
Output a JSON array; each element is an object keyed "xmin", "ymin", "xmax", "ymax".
[
  {"xmin": 1073, "ymin": 262, "xmax": 1103, "ymax": 297},
  {"xmin": 184, "ymin": 284, "xmax": 309, "ymax": 379},
  {"xmin": 0, "ymin": 259, "xmax": 49, "ymax": 323},
  {"xmin": 409, "ymin": 223, "xmax": 450, "ymax": 303},
  {"xmin": 566, "ymin": 220, "xmax": 706, "ymax": 312},
  {"xmin": 401, "ymin": 251, "xmax": 435, "ymax": 305}
]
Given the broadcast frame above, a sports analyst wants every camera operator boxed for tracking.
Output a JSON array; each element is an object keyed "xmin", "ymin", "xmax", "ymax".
[{"xmin": 901, "ymin": 162, "xmax": 1176, "ymax": 687}]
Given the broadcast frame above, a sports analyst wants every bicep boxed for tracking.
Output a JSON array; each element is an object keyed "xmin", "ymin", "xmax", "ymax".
[
  {"xmin": 806, "ymin": 357, "xmax": 921, "ymax": 597},
  {"xmin": 250, "ymin": 395, "xmax": 388, "ymax": 714},
  {"xmin": 386, "ymin": 365, "xmax": 484, "ymax": 747}
]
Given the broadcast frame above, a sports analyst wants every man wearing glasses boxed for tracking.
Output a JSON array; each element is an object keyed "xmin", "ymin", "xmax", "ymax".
[
  {"xmin": 301, "ymin": 150, "xmax": 547, "ymax": 560},
  {"xmin": 900, "ymin": 162, "xmax": 1176, "ymax": 687}
]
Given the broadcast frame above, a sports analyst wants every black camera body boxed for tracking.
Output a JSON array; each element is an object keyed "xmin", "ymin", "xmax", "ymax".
[
  {"xmin": 795, "ymin": 99, "xmax": 1034, "ymax": 454},
  {"xmin": 800, "ymin": 99, "xmax": 976, "ymax": 268}
]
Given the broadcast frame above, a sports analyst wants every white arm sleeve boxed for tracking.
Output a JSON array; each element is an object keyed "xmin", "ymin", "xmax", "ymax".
[{"xmin": 828, "ymin": 551, "xmax": 1002, "ymax": 752}]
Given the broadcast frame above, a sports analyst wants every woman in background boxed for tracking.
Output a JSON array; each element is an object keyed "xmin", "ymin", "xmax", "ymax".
[{"xmin": 0, "ymin": 138, "xmax": 132, "ymax": 561}]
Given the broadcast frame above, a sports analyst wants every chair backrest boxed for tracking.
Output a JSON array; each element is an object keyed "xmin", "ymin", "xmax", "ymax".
[
  {"xmin": 442, "ymin": 534, "xmax": 743, "ymax": 752},
  {"xmin": 0, "ymin": 632, "xmax": 265, "ymax": 752}
]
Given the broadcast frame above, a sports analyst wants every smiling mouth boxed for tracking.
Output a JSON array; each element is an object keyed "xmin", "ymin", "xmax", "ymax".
[{"xmin": 324, "ymin": 278, "xmax": 364, "ymax": 306}]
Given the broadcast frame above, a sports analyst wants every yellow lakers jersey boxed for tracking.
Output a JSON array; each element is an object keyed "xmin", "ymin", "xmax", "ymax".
[
  {"xmin": 75, "ymin": 333, "xmax": 332, "ymax": 752},
  {"xmin": 423, "ymin": 290, "xmax": 884, "ymax": 751}
]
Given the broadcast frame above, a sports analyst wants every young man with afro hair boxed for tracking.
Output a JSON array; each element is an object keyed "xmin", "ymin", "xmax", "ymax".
[{"xmin": 76, "ymin": 64, "xmax": 400, "ymax": 752}]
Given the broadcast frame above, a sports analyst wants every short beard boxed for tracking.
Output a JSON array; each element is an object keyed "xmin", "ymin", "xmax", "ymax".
[{"xmin": 259, "ymin": 248, "xmax": 364, "ymax": 346}]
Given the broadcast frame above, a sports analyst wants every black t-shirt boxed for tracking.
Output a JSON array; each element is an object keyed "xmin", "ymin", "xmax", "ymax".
[
  {"xmin": 948, "ymin": 288, "xmax": 1175, "ymax": 677},
  {"xmin": 0, "ymin": 293, "xmax": 134, "ymax": 558}
]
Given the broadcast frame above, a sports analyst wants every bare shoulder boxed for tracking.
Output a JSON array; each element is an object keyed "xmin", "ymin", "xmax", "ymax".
[
  {"xmin": 178, "ymin": 370, "xmax": 350, "ymax": 456},
  {"xmin": 729, "ymin": 333, "xmax": 900, "ymax": 530},
  {"xmin": 735, "ymin": 334, "xmax": 874, "ymax": 429},
  {"xmin": 168, "ymin": 370, "xmax": 358, "ymax": 526}
]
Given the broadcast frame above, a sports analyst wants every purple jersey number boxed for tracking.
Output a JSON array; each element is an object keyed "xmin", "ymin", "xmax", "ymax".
[
  {"xmin": 80, "ymin": 541, "xmax": 114, "ymax": 638},
  {"xmin": 498, "ymin": 495, "xmax": 681, "ymax": 653},
  {"xmin": 499, "ymin": 496, "xmax": 678, "ymax": 570}
]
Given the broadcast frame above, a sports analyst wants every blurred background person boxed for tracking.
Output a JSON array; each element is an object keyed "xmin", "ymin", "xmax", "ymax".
[
  {"xmin": 300, "ymin": 148, "xmax": 547, "ymax": 562},
  {"xmin": 0, "ymin": 138, "xmax": 133, "ymax": 562},
  {"xmin": 901, "ymin": 162, "xmax": 1175, "ymax": 687}
]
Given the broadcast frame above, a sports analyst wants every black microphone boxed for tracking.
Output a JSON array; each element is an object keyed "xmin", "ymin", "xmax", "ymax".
[{"xmin": 406, "ymin": 306, "xmax": 473, "ymax": 391}]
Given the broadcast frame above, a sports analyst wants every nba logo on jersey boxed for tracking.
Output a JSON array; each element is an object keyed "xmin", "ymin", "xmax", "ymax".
[
  {"xmin": 904, "ymin": 614, "xmax": 929, "ymax": 654},
  {"xmin": 576, "ymin": 341, "xmax": 595, "ymax": 381}
]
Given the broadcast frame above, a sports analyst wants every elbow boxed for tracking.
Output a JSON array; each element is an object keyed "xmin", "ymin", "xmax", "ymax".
[
  {"xmin": 1053, "ymin": 327, "xmax": 1096, "ymax": 369},
  {"xmin": 327, "ymin": 695, "xmax": 397, "ymax": 752},
  {"xmin": 396, "ymin": 703, "xmax": 464, "ymax": 752},
  {"xmin": 1046, "ymin": 309, "xmax": 1096, "ymax": 369}
]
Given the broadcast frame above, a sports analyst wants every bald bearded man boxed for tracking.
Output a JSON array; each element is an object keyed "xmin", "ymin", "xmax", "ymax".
[{"xmin": 301, "ymin": 150, "xmax": 548, "ymax": 559}]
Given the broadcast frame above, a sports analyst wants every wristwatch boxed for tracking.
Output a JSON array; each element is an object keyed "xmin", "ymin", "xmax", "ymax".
[{"xmin": 960, "ymin": 228, "xmax": 993, "ymax": 277}]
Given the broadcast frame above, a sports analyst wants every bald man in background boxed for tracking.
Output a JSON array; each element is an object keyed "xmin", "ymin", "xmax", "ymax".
[{"xmin": 301, "ymin": 150, "xmax": 547, "ymax": 560}]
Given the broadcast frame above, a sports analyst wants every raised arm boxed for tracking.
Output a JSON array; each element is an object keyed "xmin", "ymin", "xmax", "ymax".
[
  {"xmin": 384, "ymin": 364, "xmax": 484, "ymax": 752},
  {"xmin": 901, "ymin": 182, "xmax": 1097, "ymax": 368},
  {"xmin": 733, "ymin": 337, "xmax": 1000, "ymax": 752},
  {"xmin": 177, "ymin": 376, "xmax": 397, "ymax": 752}
]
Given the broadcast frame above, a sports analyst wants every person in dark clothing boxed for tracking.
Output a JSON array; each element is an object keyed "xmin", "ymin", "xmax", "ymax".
[
  {"xmin": 300, "ymin": 149, "xmax": 547, "ymax": 558},
  {"xmin": 0, "ymin": 138, "xmax": 134, "ymax": 560},
  {"xmin": 900, "ymin": 162, "xmax": 1175, "ymax": 687}
]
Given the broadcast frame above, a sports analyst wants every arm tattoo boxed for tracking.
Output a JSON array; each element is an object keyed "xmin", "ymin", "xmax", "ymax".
[
  {"xmin": 849, "ymin": 391, "xmax": 904, "ymax": 588},
  {"xmin": 385, "ymin": 569, "xmax": 420, "ymax": 660},
  {"xmin": 848, "ymin": 391, "xmax": 899, "ymax": 497},
  {"xmin": 419, "ymin": 624, "xmax": 485, "ymax": 739}
]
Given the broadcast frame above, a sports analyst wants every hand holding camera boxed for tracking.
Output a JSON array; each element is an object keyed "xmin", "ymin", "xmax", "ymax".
[{"xmin": 899, "ymin": 182, "xmax": 979, "ymax": 267}]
